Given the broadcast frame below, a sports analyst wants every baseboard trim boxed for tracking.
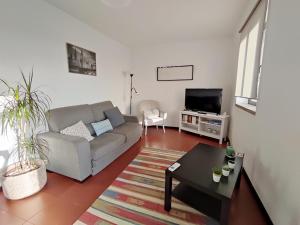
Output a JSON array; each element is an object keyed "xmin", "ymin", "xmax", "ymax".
[
  {"xmin": 164, "ymin": 126, "xmax": 178, "ymax": 129},
  {"xmin": 242, "ymin": 169, "xmax": 274, "ymax": 225}
]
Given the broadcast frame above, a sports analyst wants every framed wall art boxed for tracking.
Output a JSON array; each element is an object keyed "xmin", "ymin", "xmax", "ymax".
[
  {"xmin": 66, "ymin": 43, "xmax": 97, "ymax": 76},
  {"xmin": 157, "ymin": 65, "xmax": 193, "ymax": 81}
]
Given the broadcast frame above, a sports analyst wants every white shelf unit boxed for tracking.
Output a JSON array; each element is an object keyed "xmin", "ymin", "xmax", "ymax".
[{"xmin": 179, "ymin": 110, "xmax": 229, "ymax": 144}]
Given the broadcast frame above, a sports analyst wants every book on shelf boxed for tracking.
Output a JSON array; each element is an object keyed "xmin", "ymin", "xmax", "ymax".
[{"xmin": 192, "ymin": 116, "xmax": 197, "ymax": 124}]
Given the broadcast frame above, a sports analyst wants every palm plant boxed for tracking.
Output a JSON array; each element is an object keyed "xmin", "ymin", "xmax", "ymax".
[{"xmin": 0, "ymin": 70, "xmax": 51, "ymax": 176}]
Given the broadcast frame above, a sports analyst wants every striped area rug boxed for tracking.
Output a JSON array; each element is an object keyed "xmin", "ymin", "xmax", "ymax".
[{"xmin": 74, "ymin": 147, "xmax": 215, "ymax": 225}]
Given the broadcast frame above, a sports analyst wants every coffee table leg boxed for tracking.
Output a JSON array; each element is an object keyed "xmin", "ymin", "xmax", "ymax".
[
  {"xmin": 236, "ymin": 169, "xmax": 242, "ymax": 189},
  {"xmin": 164, "ymin": 171, "xmax": 172, "ymax": 211},
  {"xmin": 220, "ymin": 199, "xmax": 230, "ymax": 225}
]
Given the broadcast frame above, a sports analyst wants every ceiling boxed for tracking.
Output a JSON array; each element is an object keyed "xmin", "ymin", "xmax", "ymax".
[{"xmin": 44, "ymin": 0, "xmax": 249, "ymax": 47}]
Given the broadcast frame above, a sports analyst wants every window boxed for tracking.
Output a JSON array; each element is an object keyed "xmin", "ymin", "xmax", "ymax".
[{"xmin": 235, "ymin": 0, "xmax": 268, "ymax": 113}]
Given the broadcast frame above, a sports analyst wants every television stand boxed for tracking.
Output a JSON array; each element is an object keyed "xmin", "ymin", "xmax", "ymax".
[{"xmin": 179, "ymin": 110, "xmax": 229, "ymax": 144}]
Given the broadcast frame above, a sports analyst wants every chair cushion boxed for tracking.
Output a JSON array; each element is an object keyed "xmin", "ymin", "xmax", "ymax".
[
  {"xmin": 144, "ymin": 108, "xmax": 159, "ymax": 119},
  {"xmin": 110, "ymin": 122, "xmax": 142, "ymax": 142},
  {"xmin": 104, "ymin": 107, "xmax": 125, "ymax": 128},
  {"xmin": 90, "ymin": 133, "xmax": 126, "ymax": 160},
  {"xmin": 60, "ymin": 121, "xmax": 94, "ymax": 141},
  {"xmin": 145, "ymin": 117, "xmax": 164, "ymax": 126},
  {"xmin": 91, "ymin": 119, "xmax": 113, "ymax": 136}
]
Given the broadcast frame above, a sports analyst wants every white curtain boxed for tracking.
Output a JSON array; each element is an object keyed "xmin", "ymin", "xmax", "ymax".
[{"xmin": 235, "ymin": 0, "xmax": 267, "ymax": 98}]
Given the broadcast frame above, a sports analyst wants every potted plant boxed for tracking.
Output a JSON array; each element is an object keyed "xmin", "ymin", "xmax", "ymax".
[
  {"xmin": 228, "ymin": 160, "xmax": 235, "ymax": 169},
  {"xmin": 0, "ymin": 71, "xmax": 50, "ymax": 200},
  {"xmin": 212, "ymin": 167, "xmax": 222, "ymax": 182},
  {"xmin": 222, "ymin": 165, "xmax": 230, "ymax": 176},
  {"xmin": 225, "ymin": 146, "xmax": 236, "ymax": 158}
]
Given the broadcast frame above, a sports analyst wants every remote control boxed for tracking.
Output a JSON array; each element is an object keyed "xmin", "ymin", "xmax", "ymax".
[{"xmin": 168, "ymin": 162, "xmax": 181, "ymax": 172}]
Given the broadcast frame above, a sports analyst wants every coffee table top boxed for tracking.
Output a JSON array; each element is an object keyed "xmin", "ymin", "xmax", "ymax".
[{"xmin": 169, "ymin": 144, "xmax": 243, "ymax": 200}]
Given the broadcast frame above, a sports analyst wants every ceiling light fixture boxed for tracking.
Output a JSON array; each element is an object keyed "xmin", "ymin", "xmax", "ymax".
[{"xmin": 101, "ymin": 0, "xmax": 132, "ymax": 8}]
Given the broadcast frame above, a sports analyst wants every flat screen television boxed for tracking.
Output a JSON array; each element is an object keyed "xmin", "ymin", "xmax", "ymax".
[{"xmin": 185, "ymin": 88, "xmax": 222, "ymax": 114}]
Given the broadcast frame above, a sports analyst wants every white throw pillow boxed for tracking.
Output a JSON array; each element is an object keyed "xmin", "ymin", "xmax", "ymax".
[{"xmin": 60, "ymin": 121, "xmax": 94, "ymax": 141}]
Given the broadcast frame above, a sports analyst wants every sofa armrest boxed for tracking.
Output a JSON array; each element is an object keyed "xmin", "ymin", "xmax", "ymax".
[
  {"xmin": 38, "ymin": 132, "xmax": 92, "ymax": 181},
  {"xmin": 123, "ymin": 115, "xmax": 139, "ymax": 123}
]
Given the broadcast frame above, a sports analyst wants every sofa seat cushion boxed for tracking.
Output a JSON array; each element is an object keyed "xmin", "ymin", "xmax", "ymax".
[
  {"xmin": 110, "ymin": 122, "xmax": 142, "ymax": 142},
  {"xmin": 90, "ymin": 133, "xmax": 125, "ymax": 161}
]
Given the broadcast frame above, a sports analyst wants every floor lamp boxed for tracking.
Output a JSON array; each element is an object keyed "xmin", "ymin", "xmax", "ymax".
[{"xmin": 129, "ymin": 74, "xmax": 138, "ymax": 115}]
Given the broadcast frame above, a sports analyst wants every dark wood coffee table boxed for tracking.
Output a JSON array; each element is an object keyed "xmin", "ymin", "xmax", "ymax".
[{"xmin": 164, "ymin": 144, "xmax": 243, "ymax": 225}]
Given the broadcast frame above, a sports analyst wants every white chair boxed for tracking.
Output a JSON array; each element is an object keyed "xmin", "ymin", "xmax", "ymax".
[{"xmin": 138, "ymin": 100, "xmax": 167, "ymax": 135}]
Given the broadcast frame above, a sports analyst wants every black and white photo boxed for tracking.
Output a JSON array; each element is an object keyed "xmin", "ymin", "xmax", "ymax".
[{"xmin": 66, "ymin": 43, "xmax": 97, "ymax": 76}]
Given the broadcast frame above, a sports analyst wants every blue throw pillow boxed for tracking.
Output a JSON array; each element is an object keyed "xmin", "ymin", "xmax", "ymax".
[{"xmin": 91, "ymin": 119, "xmax": 113, "ymax": 136}]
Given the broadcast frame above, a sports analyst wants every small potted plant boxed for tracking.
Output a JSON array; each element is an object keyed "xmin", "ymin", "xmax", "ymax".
[
  {"xmin": 222, "ymin": 165, "xmax": 230, "ymax": 176},
  {"xmin": 228, "ymin": 160, "xmax": 235, "ymax": 169},
  {"xmin": 226, "ymin": 146, "xmax": 236, "ymax": 158},
  {"xmin": 212, "ymin": 167, "xmax": 222, "ymax": 182}
]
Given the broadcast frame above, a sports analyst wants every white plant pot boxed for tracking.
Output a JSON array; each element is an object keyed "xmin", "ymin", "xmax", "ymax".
[
  {"xmin": 1, "ymin": 160, "xmax": 47, "ymax": 200},
  {"xmin": 213, "ymin": 173, "xmax": 221, "ymax": 182},
  {"xmin": 228, "ymin": 161, "xmax": 235, "ymax": 169},
  {"xmin": 222, "ymin": 168, "xmax": 230, "ymax": 176}
]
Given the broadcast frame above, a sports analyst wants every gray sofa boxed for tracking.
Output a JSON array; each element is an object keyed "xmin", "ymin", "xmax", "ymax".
[{"xmin": 39, "ymin": 101, "xmax": 142, "ymax": 181}]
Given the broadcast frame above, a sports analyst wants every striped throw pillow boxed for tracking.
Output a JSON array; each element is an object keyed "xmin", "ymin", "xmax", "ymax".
[{"xmin": 91, "ymin": 119, "xmax": 113, "ymax": 136}]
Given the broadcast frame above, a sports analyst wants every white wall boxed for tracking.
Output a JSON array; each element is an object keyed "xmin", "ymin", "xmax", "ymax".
[
  {"xmin": 131, "ymin": 39, "xmax": 236, "ymax": 126},
  {"xmin": 230, "ymin": 0, "xmax": 300, "ymax": 224},
  {"xmin": 0, "ymin": 0, "xmax": 131, "ymax": 111},
  {"xmin": 0, "ymin": 0, "xmax": 131, "ymax": 172}
]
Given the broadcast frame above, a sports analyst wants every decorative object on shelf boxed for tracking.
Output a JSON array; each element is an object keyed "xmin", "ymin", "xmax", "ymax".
[
  {"xmin": 129, "ymin": 73, "xmax": 139, "ymax": 115},
  {"xmin": 212, "ymin": 167, "xmax": 222, "ymax": 182},
  {"xmin": 222, "ymin": 165, "xmax": 230, "ymax": 176},
  {"xmin": 236, "ymin": 152, "xmax": 245, "ymax": 158},
  {"xmin": 228, "ymin": 160, "xmax": 236, "ymax": 169},
  {"xmin": 66, "ymin": 43, "xmax": 97, "ymax": 76},
  {"xmin": 157, "ymin": 65, "xmax": 193, "ymax": 81},
  {"xmin": 191, "ymin": 116, "xmax": 197, "ymax": 124},
  {"xmin": 0, "ymin": 70, "xmax": 51, "ymax": 200},
  {"xmin": 225, "ymin": 146, "xmax": 236, "ymax": 159}
]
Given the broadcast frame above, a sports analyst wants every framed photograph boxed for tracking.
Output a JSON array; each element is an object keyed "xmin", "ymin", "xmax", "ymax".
[
  {"xmin": 66, "ymin": 43, "xmax": 97, "ymax": 76},
  {"xmin": 157, "ymin": 65, "xmax": 193, "ymax": 81}
]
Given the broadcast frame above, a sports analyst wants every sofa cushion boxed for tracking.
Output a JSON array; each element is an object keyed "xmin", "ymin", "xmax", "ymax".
[
  {"xmin": 85, "ymin": 123, "xmax": 96, "ymax": 136},
  {"xmin": 104, "ymin": 107, "xmax": 125, "ymax": 128},
  {"xmin": 91, "ymin": 119, "xmax": 113, "ymax": 136},
  {"xmin": 90, "ymin": 101, "xmax": 114, "ymax": 122},
  {"xmin": 90, "ymin": 133, "xmax": 125, "ymax": 160},
  {"xmin": 110, "ymin": 122, "xmax": 142, "ymax": 142},
  {"xmin": 47, "ymin": 104, "xmax": 94, "ymax": 132},
  {"xmin": 60, "ymin": 121, "xmax": 94, "ymax": 142}
]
